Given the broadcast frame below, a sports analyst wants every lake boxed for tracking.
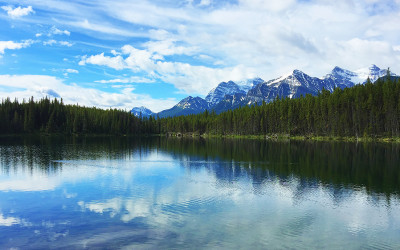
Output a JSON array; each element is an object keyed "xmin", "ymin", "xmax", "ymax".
[{"xmin": 0, "ymin": 136, "xmax": 399, "ymax": 249}]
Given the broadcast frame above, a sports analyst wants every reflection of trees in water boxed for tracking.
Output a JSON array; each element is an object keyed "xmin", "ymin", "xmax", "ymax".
[
  {"xmin": 0, "ymin": 136, "xmax": 148, "ymax": 175},
  {"xmin": 1, "ymin": 136, "xmax": 399, "ymax": 198},
  {"xmin": 159, "ymin": 138, "xmax": 400, "ymax": 198}
]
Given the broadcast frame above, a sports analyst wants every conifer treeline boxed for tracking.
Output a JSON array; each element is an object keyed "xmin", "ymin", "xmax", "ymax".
[
  {"xmin": 0, "ymin": 98, "xmax": 145, "ymax": 134},
  {"xmin": 0, "ymin": 74, "xmax": 399, "ymax": 137},
  {"xmin": 156, "ymin": 75, "xmax": 400, "ymax": 138}
]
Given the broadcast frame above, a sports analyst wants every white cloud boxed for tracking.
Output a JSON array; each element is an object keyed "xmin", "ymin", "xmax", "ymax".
[
  {"xmin": 196, "ymin": 54, "xmax": 213, "ymax": 60},
  {"xmin": 0, "ymin": 214, "xmax": 20, "ymax": 226},
  {"xmin": 110, "ymin": 49, "xmax": 120, "ymax": 56},
  {"xmin": 43, "ymin": 40, "xmax": 57, "ymax": 46},
  {"xmin": 2, "ymin": 0, "xmax": 400, "ymax": 98},
  {"xmin": 56, "ymin": 0, "xmax": 396, "ymax": 88},
  {"xmin": 1, "ymin": 5, "xmax": 34, "ymax": 18},
  {"xmin": 143, "ymin": 39, "xmax": 198, "ymax": 56},
  {"xmin": 238, "ymin": 0, "xmax": 295, "ymax": 12},
  {"xmin": 199, "ymin": 0, "xmax": 212, "ymax": 7},
  {"xmin": 121, "ymin": 45, "xmax": 156, "ymax": 73},
  {"xmin": 0, "ymin": 40, "xmax": 33, "ymax": 54},
  {"xmin": 81, "ymin": 45, "xmax": 256, "ymax": 95},
  {"xmin": 43, "ymin": 40, "xmax": 73, "ymax": 47},
  {"xmin": 95, "ymin": 76, "xmax": 154, "ymax": 84},
  {"xmin": 0, "ymin": 74, "xmax": 177, "ymax": 112},
  {"xmin": 59, "ymin": 41, "xmax": 73, "ymax": 47},
  {"xmin": 102, "ymin": 1, "xmax": 192, "ymax": 30},
  {"xmin": 65, "ymin": 69, "xmax": 79, "ymax": 74},
  {"xmin": 50, "ymin": 26, "xmax": 71, "ymax": 36},
  {"xmin": 333, "ymin": 38, "xmax": 397, "ymax": 70},
  {"xmin": 67, "ymin": 19, "xmax": 145, "ymax": 37},
  {"xmin": 110, "ymin": 85, "xmax": 126, "ymax": 88},
  {"xmin": 79, "ymin": 53, "xmax": 125, "ymax": 70}
]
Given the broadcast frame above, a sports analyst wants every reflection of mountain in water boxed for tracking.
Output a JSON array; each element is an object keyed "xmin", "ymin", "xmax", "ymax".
[{"xmin": 0, "ymin": 136, "xmax": 399, "ymax": 198}]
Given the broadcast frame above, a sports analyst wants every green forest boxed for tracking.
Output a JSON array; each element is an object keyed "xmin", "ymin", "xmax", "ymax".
[
  {"xmin": 0, "ymin": 98, "xmax": 145, "ymax": 135},
  {"xmin": 157, "ymin": 75, "xmax": 400, "ymax": 138},
  {"xmin": 1, "ymin": 74, "xmax": 399, "ymax": 138}
]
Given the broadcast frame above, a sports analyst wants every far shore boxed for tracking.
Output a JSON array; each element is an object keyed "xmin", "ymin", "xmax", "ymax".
[
  {"xmin": 1, "ymin": 132, "xmax": 400, "ymax": 143},
  {"xmin": 164, "ymin": 132, "xmax": 400, "ymax": 143}
]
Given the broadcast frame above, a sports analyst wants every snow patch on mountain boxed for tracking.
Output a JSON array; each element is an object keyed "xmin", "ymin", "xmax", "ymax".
[
  {"xmin": 205, "ymin": 81, "xmax": 245, "ymax": 107},
  {"xmin": 131, "ymin": 106, "xmax": 155, "ymax": 117},
  {"xmin": 267, "ymin": 72, "xmax": 295, "ymax": 86},
  {"xmin": 177, "ymin": 96, "xmax": 208, "ymax": 110},
  {"xmin": 212, "ymin": 93, "xmax": 246, "ymax": 114}
]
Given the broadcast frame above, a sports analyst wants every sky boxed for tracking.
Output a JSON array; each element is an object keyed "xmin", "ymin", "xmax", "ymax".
[{"xmin": 0, "ymin": 0, "xmax": 400, "ymax": 112}]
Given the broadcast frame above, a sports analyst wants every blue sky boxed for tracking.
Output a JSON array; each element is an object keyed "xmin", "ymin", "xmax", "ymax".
[{"xmin": 0, "ymin": 0, "xmax": 400, "ymax": 112}]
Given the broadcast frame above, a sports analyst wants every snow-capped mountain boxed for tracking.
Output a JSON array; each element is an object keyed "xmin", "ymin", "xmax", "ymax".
[
  {"xmin": 247, "ymin": 70, "xmax": 327, "ymax": 104},
  {"xmin": 355, "ymin": 64, "xmax": 393, "ymax": 83},
  {"xmin": 133, "ymin": 65, "xmax": 397, "ymax": 118},
  {"xmin": 176, "ymin": 96, "xmax": 208, "ymax": 110},
  {"xmin": 131, "ymin": 106, "xmax": 155, "ymax": 118},
  {"xmin": 322, "ymin": 66, "xmax": 357, "ymax": 90},
  {"xmin": 158, "ymin": 78, "xmax": 260, "ymax": 117},
  {"xmin": 158, "ymin": 96, "xmax": 208, "ymax": 118},
  {"xmin": 205, "ymin": 81, "xmax": 246, "ymax": 107},
  {"xmin": 324, "ymin": 65, "xmax": 394, "ymax": 86},
  {"xmin": 246, "ymin": 65, "xmax": 396, "ymax": 105}
]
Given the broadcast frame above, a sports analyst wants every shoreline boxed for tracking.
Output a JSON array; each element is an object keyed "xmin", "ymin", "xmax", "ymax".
[
  {"xmin": 165, "ymin": 132, "xmax": 400, "ymax": 143},
  {"xmin": 1, "ymin": 133, "xmax": 400, "ymax": 143}
]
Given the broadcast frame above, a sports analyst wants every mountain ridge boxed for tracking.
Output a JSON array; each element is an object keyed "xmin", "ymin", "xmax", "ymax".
[
  {"xmin": 157, "ymin": 96, "xmax": 209, "ymax": 118},
  {"xmin": 132, "ymin": 65, "xmax": 396, "ymax": 118},
  {"xmin": 131, "ymin": 106, "xmax": 155, "ymax": 118}
]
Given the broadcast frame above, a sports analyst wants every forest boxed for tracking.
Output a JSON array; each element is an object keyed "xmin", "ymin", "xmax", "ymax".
[
  {"xmin": 0, "ymin": 97, "xmax": 144, "ymax": 135},
  {"xmin": 154, "ymin": 74, "xmax": 400, "ymax": 138},
  {"xmin": 0, "ymin": 73, "xmax": 399, "ymax": 138}
]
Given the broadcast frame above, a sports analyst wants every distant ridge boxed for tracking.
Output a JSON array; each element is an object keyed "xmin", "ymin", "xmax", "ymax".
[
  {"xmin": 131, "ymin": 106, "xmax": 155, "ymax": 118},
  {"xmin": 157, "ymin": 96, "xmax": 209, "ymax": 118}
]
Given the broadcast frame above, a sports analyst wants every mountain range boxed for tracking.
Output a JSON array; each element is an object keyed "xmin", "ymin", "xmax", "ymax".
[{"xmin": 132, "ymin": 65, "xmax": 396, "ymax": 118}]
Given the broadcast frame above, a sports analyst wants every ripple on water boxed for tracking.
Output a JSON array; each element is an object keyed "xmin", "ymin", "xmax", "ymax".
[
  {"xmin": 160, "ymin": 196, "xmax": 220, "ymax": 218},
  {"xmin": 277, "ymin": 212, "xmax": 316, "ymax": 239},
  {"xmin": 365, "ymin": 241, "xmax": 398, "ymax": 250}
]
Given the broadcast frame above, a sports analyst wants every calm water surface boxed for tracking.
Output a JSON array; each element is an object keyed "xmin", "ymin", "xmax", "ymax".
[{"xmin": 0, "ymin": 136, "xmax": 400, "ymax": 249}]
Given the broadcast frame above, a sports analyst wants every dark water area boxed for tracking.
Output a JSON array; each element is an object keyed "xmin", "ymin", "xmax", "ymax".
[{"xmin": 0, "ymin": 136, "xmax": 399, "ymax": 249}]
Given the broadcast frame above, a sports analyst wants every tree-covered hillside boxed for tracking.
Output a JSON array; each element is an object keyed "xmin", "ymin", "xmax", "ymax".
[{"xmin": 155, "ymin": 74, "xmax": 400, "ymax": 138}]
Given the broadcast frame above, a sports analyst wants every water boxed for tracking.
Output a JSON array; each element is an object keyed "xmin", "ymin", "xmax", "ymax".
[{"xmin": 0, "ymin": 136, "xmax": 400, "ymax": 249}]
